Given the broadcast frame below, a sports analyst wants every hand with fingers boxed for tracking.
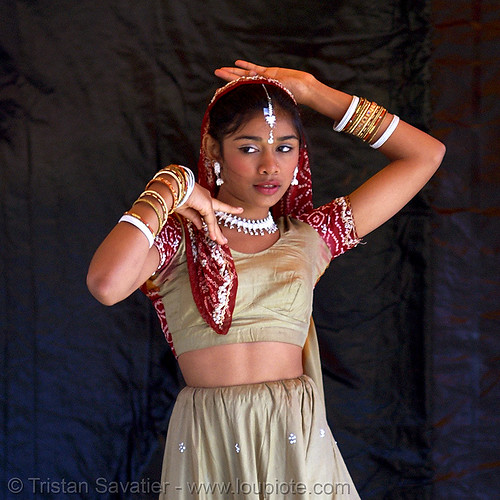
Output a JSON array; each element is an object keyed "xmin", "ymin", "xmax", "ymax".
[
  {"xmin": 176, "ymin": 183, "xmax": 243, "ymax": 245},
  {"xmin": 214, "ymin": 60, "xmax": 316, "ymax": 105}
]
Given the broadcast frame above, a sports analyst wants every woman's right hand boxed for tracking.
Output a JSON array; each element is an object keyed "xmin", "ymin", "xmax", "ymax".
[{"xmin": 176, "ymin": 183, "xmax": 243, "ymax": 245}]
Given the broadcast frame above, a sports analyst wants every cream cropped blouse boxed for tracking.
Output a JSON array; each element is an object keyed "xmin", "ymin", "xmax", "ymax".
[{"xmin": 142, "ymin": 197, "xmax": 360, "ymax": 358}]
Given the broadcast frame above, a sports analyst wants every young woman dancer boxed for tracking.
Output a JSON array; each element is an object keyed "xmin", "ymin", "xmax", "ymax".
[{"xmin": 88, "ymin": 60, "xmax": 445, "ymax": 499}]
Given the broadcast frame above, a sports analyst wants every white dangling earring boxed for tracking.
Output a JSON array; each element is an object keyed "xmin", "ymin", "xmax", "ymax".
[
  {"xmin": 214, "ymin": 161, "xmax": 224, "ymax": 186},
  {"xmin": 290, "ymin": 166, "xmax": 299, "ymax": 186}
]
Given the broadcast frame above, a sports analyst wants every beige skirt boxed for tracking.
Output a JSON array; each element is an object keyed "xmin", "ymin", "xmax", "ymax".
[{"xmin": 159, "ymin": 375, "xmax": 360, "ymax": 499}]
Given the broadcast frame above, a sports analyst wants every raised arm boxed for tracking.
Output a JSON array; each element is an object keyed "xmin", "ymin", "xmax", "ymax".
[{"xmin": 215, "ymin": 61, "xmax": 446, "ymax": 238}]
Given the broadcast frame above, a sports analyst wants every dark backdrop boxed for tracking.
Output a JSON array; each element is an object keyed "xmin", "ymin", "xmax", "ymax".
[{"xmin": 1, "ymin": 1, "xmax": 497, "ymax": 499}]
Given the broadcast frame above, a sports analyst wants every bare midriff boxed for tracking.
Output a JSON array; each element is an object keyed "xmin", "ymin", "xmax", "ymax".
[{"xmin": 177, "ymin": 342, "xmax": 303, "ymax": 388}]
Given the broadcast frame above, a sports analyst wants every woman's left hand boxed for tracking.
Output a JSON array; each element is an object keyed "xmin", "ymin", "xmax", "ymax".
[{"xmin": 214, "ymin": 60, "xmax": 316, "ymax": 106}]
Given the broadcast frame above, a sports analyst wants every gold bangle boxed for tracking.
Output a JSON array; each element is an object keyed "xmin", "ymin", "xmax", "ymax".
[
  {"xmin": 342, "ymin": 98, "xmax": 365, "ymax": 133},
  {"xmin": 161, "ymin": 177, "xmax": 179, "ymax": 212},
  {"xmin": 344, "ymin": 98, "xmax": 371, "ymax": 134},
  {"xmin": 358, "ymin": 104, "xmax": 385, "ymax": 140},
  {"xmin": 365, "ymin": 108, "xmax": 388, "ymax": 143},
  {"xmin": 146, "ymin": 177, "xmax": 179, "ymax": 212},
  {"xmin": 342, "ymin": 97, "xmax": 389, "ymax": 145},
  {"xmin": 166, "ymin": 165, "xmax": 188, "ymax": 193},
  {"xmin": 350, "ymin": 102, "xmax": 376, "ymax": 137},
  {"xmin": 154, "ymin": 169, "xmax": 183, "ymax": 193},
  {"xmin": 141, "ymin": 190, "xmax": 169, "ymax": 219},
  {"xmin": 155, "ymin": 167, "xmax": 186, "ymax": 199},
  {"xmin": 132, "ymin": 198, "xmax": 163, "ymax": 234}
]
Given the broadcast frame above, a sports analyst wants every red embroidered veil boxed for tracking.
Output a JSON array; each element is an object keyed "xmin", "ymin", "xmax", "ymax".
[
  {"xmin": 178, "ymin": 76, "xmax": 327, "ymax": 398},
  {"xmin": 183, "ymin": 76, "xmax": 315, "ymax": 337}
]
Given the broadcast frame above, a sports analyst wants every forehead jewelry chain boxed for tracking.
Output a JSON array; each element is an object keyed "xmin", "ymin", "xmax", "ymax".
[
  {"xmin": 215, "ymin": 210, "xmax": 278, "ymax": 236},
  {"xmin": 262, "ymin": 84, "xmax": 276, "ymax": 144}
]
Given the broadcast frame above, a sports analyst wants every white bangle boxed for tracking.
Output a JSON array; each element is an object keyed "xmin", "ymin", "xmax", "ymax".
[
  {"xmin": 176, "ymin": 165, "xmax": 196, "ymax": 208},
  {"xmin": 333, "ymin": 96, "xmax": 359, "ymax": 132},
  {"xmin": 118, "ymin": 214, "xmax": 155, "ymax": 248},
  {"xmin": 370, "ymin": 114, "xmax": 400, "ymax": 149}
]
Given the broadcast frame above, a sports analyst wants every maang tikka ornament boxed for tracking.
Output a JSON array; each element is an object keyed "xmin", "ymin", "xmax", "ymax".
[
  {"xmin": 262, "ymin": 85, "xmax": 276, "ymax": 144},
  {"xmin": 213, "ymin": 161, "xmax": 223, "ymax": 186}
]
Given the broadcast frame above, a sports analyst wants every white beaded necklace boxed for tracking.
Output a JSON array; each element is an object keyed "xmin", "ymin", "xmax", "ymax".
[{"xmin": 215, "ymin": 210, "xmax": 278, "ymax": 236}]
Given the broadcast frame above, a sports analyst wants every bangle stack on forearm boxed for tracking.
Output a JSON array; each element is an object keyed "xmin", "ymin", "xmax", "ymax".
[
  {"xmin": 333, "ymin": 96, "xmax": 399, "ymax": 149},
  {"xmin": 118, "ymin": 164, "xmax": 195, "ymax": 248}
]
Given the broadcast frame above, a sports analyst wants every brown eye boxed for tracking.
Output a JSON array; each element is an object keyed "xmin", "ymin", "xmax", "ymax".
[{"xmin": 239, "ymin": 146, "xmax": 258, "ymax": 154}]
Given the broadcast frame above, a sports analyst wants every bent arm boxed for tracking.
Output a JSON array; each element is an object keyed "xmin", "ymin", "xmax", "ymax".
[
  {"xmin": 216, "ymin": 61, "xmax": 446, "ymax": 238},
  {"xmin": 87, "ymin": 170, "xmax": 243, "ymax": 306},
  {"xmin": 300, "ymin": 78, "xmax": 446, "ymax": 238},
  {"xmin": 87, "ymin": 220, "xmax": 162, "ymax": 306}
]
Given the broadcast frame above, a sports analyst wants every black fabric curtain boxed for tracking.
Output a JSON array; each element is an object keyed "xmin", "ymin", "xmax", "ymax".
[
  {"xmin": 430, "ymin": 2, "xmax": 498, "ymax": 498},
  {"xmin": 1, "ymin": 1, "xmax": 497, "ymax": 499}
]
